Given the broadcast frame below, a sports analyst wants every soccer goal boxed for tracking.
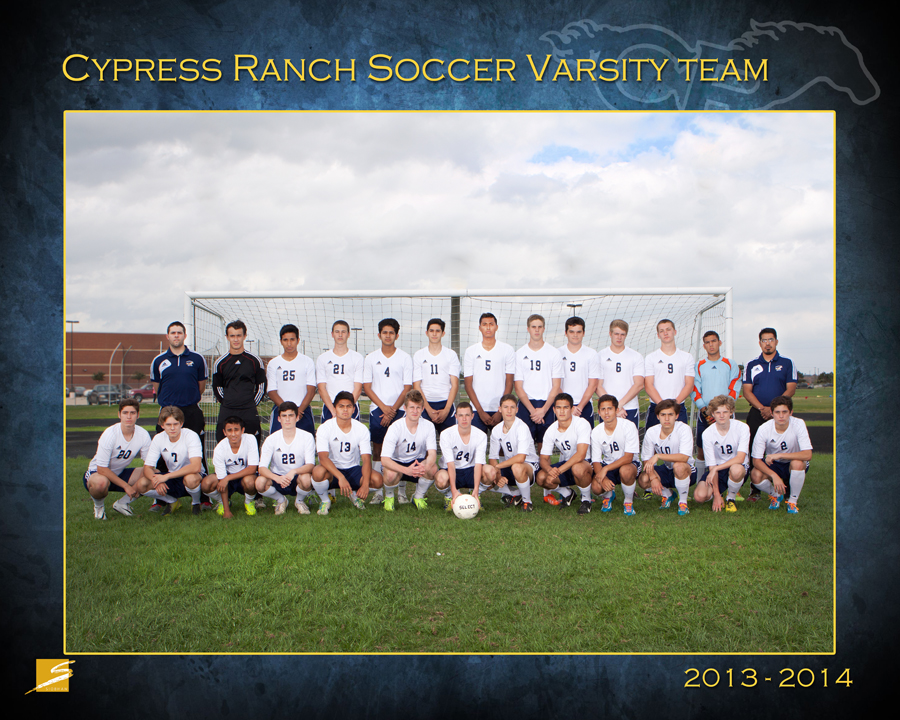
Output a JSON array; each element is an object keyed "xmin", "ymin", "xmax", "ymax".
[{"xmin": 185, "ymin": 288, "xmax": 732, "ymax": 453}]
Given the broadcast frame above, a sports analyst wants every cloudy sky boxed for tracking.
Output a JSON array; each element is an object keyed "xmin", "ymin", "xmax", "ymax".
[{"xmin": 65, "ymin": 111, "xmax": 833, "ymax": 372}]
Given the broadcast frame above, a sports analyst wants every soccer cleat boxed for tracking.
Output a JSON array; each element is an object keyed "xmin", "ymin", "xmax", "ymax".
[
  {"xmin": 295, "ymin": 500, "xmax": 311, "ymax": 515},
  {"xmin": 244, "ymin": 501, "xmax": 257, "ymax": 516},
  {"xmin": 351, "ymin": 497, "xmax": 366, "ymax": 510},
  {"xmin": 725, "ymin": 500, "xmax": 737, "ymax": 513},
  {"xmin": 577, "ymin": 500, "xmax": 592, "ymax": 515},
  {"xmin": 501, "ymin": 495, "xmax": 522, "ymax": 508},
  {"xmin": 201, "ymin": 500, "xmax": 213, "ymax": 511},
  {"xmin": 317, "ymin": 500, "xmax": 331, "ymax": 516},
  {"xmin": 254, "ymin": 497, "xmax": 267, "ymax": 510},
  {"xmin": 642, "ymin": 490, "xmax": 654, "ymax": 500},
  {"xmin": 659, "ymin": 493, "xmax": 675, "ymax": 510},
  {"xmin": 383, "ymin": 496, "xmax": 396, "ymax": 512},
  {"xmin": 768, "ymin": 494, "xmax": 783, "ymax": 511},
  {"xmin": 413, "ymin": 497, "xmax": 428, "ymax": 510},
  {"xmin": 112, "ymin": 497, "xmax": 134, "ymax": 517},
  {"xmin": 747, "ymin": 489, "xmax": 761, "ymax": 503},
  {"xmin": 786, "ymin": 501, "xmax": 799, "ymax": 514},
  {"xmin": 216, "ymin": 502, "xmax": 225, "ymax": 516},
  {"xmin": 192, "ymin": 503, "xmax": 201, "ymax": 516},
  {"xmin": 677, "ymin": 502, "xmax": 690, "ymax": 516},
  {"xmin": 559, "ymin": 492, "xmax": 576, "ymax": 509},
  {"xmin": 443, "ymin": 496, "xmax": 453, "ymax": 511},
  {"xmin": 623, "ymin": 502, "xmax": 636, "ymax": 516},
  {"xmin": 274, "ymin": 499, "xmax": 288, "ymax": 516},
  {"xmin": 160, "ymin": 500, "xmax": 180, "ymax": 516},
  {"xmin": 149, "ymin": 500, "xmax": 165, "ymax": 513},
  {"xmin": 93, "ymin": 504, "xmax": 106, "ymax": 520},
  {"xmin": 369, "ymin": 492, "xmax": 384, "ymax": 505},
  {"xmin": 397, "ymin": 493, "xmax": 410, "ymax": 505},
  {"xmin": 543, "ymin": 493, "xmax": 560, "ymax": 506},
  {"xmin": 601, "ymin": 491, "xmax": 616, "ymax": 512},
  {"xmin": 520, "ymin": 501, "xmax": 534, "ymax": 512}
]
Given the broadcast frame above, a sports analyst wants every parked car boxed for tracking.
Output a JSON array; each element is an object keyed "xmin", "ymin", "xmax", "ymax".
[
  {"xmin": 129, "ymin": 383, "xmax": 157, "ymax": 403},
  {"xmin": 66, "ymin": 385, "xmax": 86, "ymax": 397},
  {"xmin": 87, "ymin": 384, "xmax": 132, "ymax": 405}
]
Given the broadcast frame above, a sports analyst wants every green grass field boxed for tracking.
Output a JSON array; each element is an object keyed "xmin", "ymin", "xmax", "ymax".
[{"xmin": 65, "ymin": 453, "xmax": 834, "ymax": 654}]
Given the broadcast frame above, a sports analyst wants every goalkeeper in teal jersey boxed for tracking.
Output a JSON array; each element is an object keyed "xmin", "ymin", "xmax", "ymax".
[{"xmin": 692, "ymin": 331, "xmax": 741, "ymax": 470}]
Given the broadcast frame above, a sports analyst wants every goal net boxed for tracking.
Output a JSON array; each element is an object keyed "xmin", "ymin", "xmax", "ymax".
[{"xmin": 185, "ymin": 288, "xmax": 732, "ymax": 454}]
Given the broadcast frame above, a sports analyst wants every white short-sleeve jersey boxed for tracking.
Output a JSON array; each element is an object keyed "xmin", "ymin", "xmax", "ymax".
[
  {"xmin": 316, "ymin": 349, "xmax": 365, "ymax": 401},
  {"xmin": 702, "ymin": 420, "xmax": 751, "ymax": 467},
  {"xmin": 540, "ymin": 417, "xmax": 593, "ymax": 463},
  {"xmin": 515, "ymin": 343, "xmax": 564, "ymax": 401},
  {"xmin": 598, "ymin": 346, "xmax": 644, "ymax": 411},
  {"xmin": 751, "ymin": 417, "xmax": 813, "ymax": 459},
  {"xmin": 412, "ymin": 346, "xmax": 461, "ymax": 402},
  {"xmin": 644, "ymin": 348, "xmax": 696, "ymax": 400},
  {"xmin": 382, "ymin": 418, "xmax": 437, "ymax": 464},
  {"xmin": 213, "ymin": 434, "xmax": 260, "ymax": 479},
  {"xmin": 88, "ymin": 423, "xmax": 152, "ymax": 475},
  {"xmin": 641, "ymin": 422, "xmax": 695, "ymax": 469},
  {"xmin": 489, "ymin": 418, "xmax": 540, "ymax": 465},
  {"xmin": 316, "ymin": 418, "xmax": 372, "ymax": 469},
  {"xmin": 146, "ymin": 428, "xmax": 204, "ymax": 473},
  {"xmin": 590, "ymin": 419, "xmax": 640, "ymax": 466},
  {"xmin": 363, "ymin": 348, "xmax": 413, "ymax": 406},
  {"xmin": 259, "ymin": 429, "xmax": 316, "ymax": 475},
  {"xmin": 439, "ymin": 425, "xmax": 487, "ymax": 470},
  {"xmin": 266, "ymin": 353, "xmax": 316, "ymax": 404},
  {"xmin": 557, "ymin": 344, "xmax": 600, "ymax": 404},
  {"xmin": 463, "ymin": 340, "xmax": 516, "ymax": 412}
]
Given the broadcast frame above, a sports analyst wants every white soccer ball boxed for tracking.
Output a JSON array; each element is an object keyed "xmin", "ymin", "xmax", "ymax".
[{"xmin": 452, "ymin": 493, "xmax": 480, "ymax": 519}]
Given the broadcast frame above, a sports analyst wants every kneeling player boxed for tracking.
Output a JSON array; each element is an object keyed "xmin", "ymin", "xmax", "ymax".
[
  {"xmin": 590, "ymin": 394, "xmax": 640, "ymax": 516},
  {"xmin": 312, "ymin": 391, "xmax": 384, "ymax": 515},
  {"xmin": 380, "ymin": 390, "xmax": 438, "ymax": 511},
  {"xmin": 482, "ymin": 394, "xmax": 541, "ymax": 512},
  {"xmin": 209, "ymin": 416, "xmax": 260, "ymax": 518},
  {"xmin": 139, "ymin": 405, "xmax": 207, "ymax": 515},
  {"xmin": 434, "ymin": 402, "xmax": 489, "ymax": 509},
  {"xmin": 748, "ymin": 396, "xmax": 812, "ymax": 513},
  {"xmin": 84, "ymin": 398, "xmax": 151, "ymax": 519},
  {"xmin": 637, "ymin": 399, "xmax": 697, "ymax": 515},
  {"xmin": 536, "ymin": 393, "xmax": 592, "ymax": 511},
  {"xmin": 256, "ymin": 402, "xmax": 316, "ymax": 515},
  {"xmin": 692, "ymin": 395, "xmax": 750, "ymax": 513}
]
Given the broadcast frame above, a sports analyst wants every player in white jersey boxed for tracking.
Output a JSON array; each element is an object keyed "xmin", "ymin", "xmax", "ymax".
[
  {"xmin": 590, "ymin": 394, "xmax": 641, "ymax": 516},
  {"xmin": 643, "ymin": 319, "xmax": 695, "ymax": 430},
  {"xmin": 316, "ymin": 320, "xmax": 365, "ymax": 423},
  {"xmin": 557, "ymin": 316, "xmax": 600, "ymax": 427},
  {"xmin": 536, "ymin": 393, "xmax": 592, "ymax": 511},
  {"xmin": 483, "ymin": 394, "xmax": 541, "ymax": 512},
  {"xmin": 514, "ymin": 314, "xmax": 564, "ymax": 451},
  {"xmin": 140, "ymin": 405, "xmax": 207, "ymax": 516},
  {"xmin": 267, "ymin": 323, "xmax": 317, "ymax": 436},
  {"xmin": 693, "ymin": 395, "xmax": 750, "ymax": 513},
  {"xmin": 380, "ymin": 390, "xmax": 438, "ymax": 512},
  {"xmin": 596, "ymin": 319, "xmax": 644, "ymax": 429},
  {"xmin": 84, "ymin": 398, "xmax": 152, "ymax": 520},
  {"xmin": 638, "ymin": 399, "xmax": 697, "ymax": 515},
  {"xmin": 463, "ymin": 312, "xmax": 515, "ymax": 434},
  {"xmin": 256, "ymin": 402, "xmax": 316, "ymax": 516},
  {"xmin": 210, "ymin": 415, "xmax": 260, "ymax": 519},
  {"xmin": 749, "ymin": 396, "xmax": 813, "ymax": 514},
  {"xmin": 311, "ymin": 392, "xmax": 384, "ymax": 514},
  {"xmin": 434, "ymin": 402, "xmax": 489, "ymax": 508},
  {"xmin": 413, "ymin": 318, "xmax": 461, "ymax": 436}
]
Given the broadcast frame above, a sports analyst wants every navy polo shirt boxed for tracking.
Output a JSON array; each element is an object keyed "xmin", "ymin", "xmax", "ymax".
[
  {"xmin": 151, "ymin": 347, "xmax": 208, "ymax": 407},
  {"xmin": 743, "ymin": 352, "xmax": 796, "ymax": 406}
]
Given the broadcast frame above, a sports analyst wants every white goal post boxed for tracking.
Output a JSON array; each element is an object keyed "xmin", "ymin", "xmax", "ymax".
[{"xmin": 185, "ymin": 288, "xmax": 732, "ymax": 453}]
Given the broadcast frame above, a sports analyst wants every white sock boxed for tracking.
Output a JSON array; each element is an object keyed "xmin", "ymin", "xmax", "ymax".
[
  {"xmin": 516, "ymin": 480, "xmax": 532, "ymax": 505},
  {"xmin": 726, "ymin": 479, "xmax": 744, "ymax": 501},
  {"xmin": 120, "ymin": 494, "xmax": 135, "ymax": 505},
  {"xmin": 397, "ymin": 482, "xmax": 409, "ymax": 498},
  {"xmin": 543, "ymin": 487, "xmax": 553, "ymax": 497},
  {"xmin": 414, "ymin": 478, "xmax": 433, "ymax": 499},
  {"xmin": 186, "ymin": 485, "xmax": 202, "ymax": 505},
  {"xmin": 580, "ymin": 485, "xmax": 592, "ymax": 502},
  {"xmin": 207, "ymin": 489, "xmax": 222, "ymax": 504},
  {"xmin": 144, "ymin": 489, "xmax": 176, "ymax": 503},
  {"xmin": 753, "ymin": 479, "xmax": 776, "ymax": 496},
  {"xmin": 244, "ymin": 493, "xmax": 257, "ymax": 504},
  {"xmin": 312, "ymin": 479, "xmax": 331, "ymax": 504},
  {"xmin": 623, "ymin": 483, "xmax": 635, "ymax": 504},
  {"xmin": 557, "ymin": 486, "xmax": 573, "ymax": 499},
  {"xmin": 788, "ymin": 470, "xmax": 805, "ymax": 504},
  {"xmin": 695, "ymin": 460, "xmax": 706, "ymax": 478},
  {"xmin": 384, "ymin": 483, "xmax": 398, "ymax": 499},
  {"xmin": 262, "ymin": 486, "xmax": 285, "ymax": 503},
  {"xmin": 374, "ymin": 461, "xmax": 383, "ymax": 473},
  {"xmin": 92, "ymin": 497, "xmax": 105, "ymax": 510},
  {"xmin": 296, "ymin": 488, "xmax": 311, "ymax": 502},
  {"xmin": 675, "ymin": 478, "xmax": 691, "ymax": 504},
  {"xmin": 498, "ymin": 484, "xmax": 513, "ymax": 496}
]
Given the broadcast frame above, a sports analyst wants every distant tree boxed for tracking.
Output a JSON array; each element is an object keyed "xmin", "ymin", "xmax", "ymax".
[
  {"xmin": 797, "ymin": 370, "xmax": 805, "ymax": 381},
  {"xmin": 92, "ymin": 371, "xmax": 105, "ymax": 382},
  {"xmin": 817, "ymin": 372, "xmax": 833, "ymax": 384},
  {"xmin": 738, "ymin": 364, "xmax": 744, "ymax": 376},
  {"xmin": 132, "ymin": 371, "xmax": 147, "ymax": 382}
]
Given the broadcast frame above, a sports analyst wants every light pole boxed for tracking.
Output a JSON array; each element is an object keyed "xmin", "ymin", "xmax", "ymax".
[
  {"xmin": 566, "ymin": 303, "xmax": 582, "ymax": 317},
  {"xmin": 66, "ymin": 319, "xmax": 79, "ymax": 393},
  {"xmin": 351, "ymin": 327, "xmax": 362, "ymax": 351}
]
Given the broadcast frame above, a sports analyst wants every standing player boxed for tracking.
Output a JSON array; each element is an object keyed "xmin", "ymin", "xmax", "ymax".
[
  {"xmin": 379, "ymin": 390, "xmax": 438, "ymax": 511},
  {"xmin": 692, "ymin": 330, "xmax": 741, "ymax": 480},
  {"xmin": 557, "ymin": 317, "xmax": 600, "ymax": 427},
  {"xmin": 463, "ymin": 312, "xmax": 515, "ymax": 434},
  {"xmin": 749, "ymin": 396, "xmax": 812, "ymax": 514},
  {"xmin": 590, "ymin": 394, "xmax": 641, "ymax": 516},
  {"xmin": 140, "ymin": 406, "xmax": 207, "ymax": 515},
  {"xmin": 311, "ymin": 391, "xmax": 384, "ymax": 514},
  {"xmin": 212, "ymin": 320, "xmax": 266, "ymax": 447},
  {"xmin": 514, "ymin": 314, "xmax": 564, "ymax": 452},
  {"xmin": 535, "ymin": 393, "xmax": 592, "ymax": 510},
  {"xmin": 742, "ymin": 328, "xmax": 798, "ymax": 501},
  {"xmin": 643, "ymin": 319, "xmax": 695, "ymax": 430},
  {"xmin": 267, "ymin": 323, "xmax": 317, "ymax": 436},
  {"xmin": 209, "ymin": 415, "xmax": 260, "ymax": 519},
  {"xmin": 83, "ymin": 398, "xmax": 151, "ymax": 519},
  {"xmin": 434, "ymin": 402, "xmax": 489, "ymax": 508},
  {"xmin": 256, "ymin": 402, "xmax": 316, "ymax": 515},
  {"xmin": 637, "ymin": 399, "xmax": 697, "ymax": 515},
  {"xmin": 596, "ymin": 319, "xmax": 644, "ymax": 430},
  {"xmin": 483, "ymin": 394, "xmax": 541, "ymax": 512},
  {"xmin": 692, "ymin": 395, "xmax": 750, "ymax": 512},
  {"xmin": 413, "ymin": 318, "xmax": 461, "ymax": 436},
  {"xmin": 363, "ymin": 318, "xmax": 413, "ymax": 503},
  {"xmin": 317, "ymin": 320, "xmax": 364, "ymax": 423}
]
